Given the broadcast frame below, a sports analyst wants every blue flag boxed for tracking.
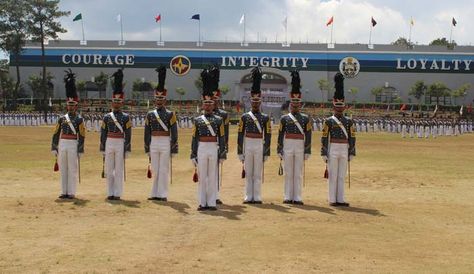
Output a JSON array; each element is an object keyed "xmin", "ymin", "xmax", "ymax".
[{"xmin": 191, "ymin": 14, "xmax": 200, "ymax": 20}]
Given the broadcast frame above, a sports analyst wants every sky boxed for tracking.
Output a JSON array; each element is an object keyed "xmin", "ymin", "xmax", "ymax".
[{"xmin": 2, "ymin": 0, "xmax": 474, "ymax": 59}]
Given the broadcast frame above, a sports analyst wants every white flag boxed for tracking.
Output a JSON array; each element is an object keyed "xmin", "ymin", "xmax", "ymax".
[
  {"xmin": 239, "ymin": 14, "xmax": 245, "ymax": 25},
  {"xmin": 282, "ymin": 16, "xmax": 287, "ymax": 28},
  {"xmin": 116, "ymin": 14, "xmax": 122, "ymax": 22},
  {"xmin": 48, "ymin": 97, "xmax": 52, "ymax": 107}
]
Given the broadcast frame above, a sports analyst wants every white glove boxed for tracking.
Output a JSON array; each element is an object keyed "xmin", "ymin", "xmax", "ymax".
[
  {"xmin": 304, "ymin": 154, "xmax": 310, "ymax": 161},
  {"xmin": 191, "ymin": 158, "xmax": 198, "ymax": 167},
  {"xmin": 321, "ymin": 155, "xmax": 328, "ymax": 163},
  {"xmin": 125, "ymin": 152, "xmax": 130, "ymax": 159},
  {"xmin": 51, "ymin": 150, "xmax": 58, "ymax": 157},
  {"xmin": 277, "ymin": 153, "xmax": 283, "ymax": 160},
  {"xmin": 238, "ymin": 154, "xmax": 244, "ymax": 162},
  {"xmin": 219, "ymin": 159, "xmax": 225, "ymax": 165},
  {"xmin": 349, "ymin": 155, "xmax": 354, "ymax": 162},
  {"xmin": 78, "ymin": 153, "xmax": 84, "ymax": 159},
  {"xmin": 263, "ymin": 156, "xmax": 268, "ymax": 162}
]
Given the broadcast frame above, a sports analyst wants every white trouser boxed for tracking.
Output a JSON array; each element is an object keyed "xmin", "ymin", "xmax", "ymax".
[
  {"xmin": 328, "ymin": 143, "xmax": 348, "ymax": 203},
  {"xmin": 409, "ymin": 125, "xmax": 414, "ymax": 138},
  {"xmin": 424, "ymin": 127, "xmax": 430, "ymax": 138},
  {"xmin": 58, "ymin": 139, "xmax": 78, "ymax": 195},
  {"xmin": 283, "ymin": 139, "xmax": 304, "ymax": 202},
  {"xmin": 197, "ymin": 142, "xmax": 218, "ymax": 207},
  {"xmin": 244, "ymin": 137, "xmax": 263, "ymax": 202},
  {"xmin": 150, "ymin": 136, "xmax": 171, "ymax": 198},
  {"xmin": 401, "ymin": 125, "xmax": 407, "ymax": 138},
  {"xmin": 105, "ymin": 138, "xmax": 125, "ymax": 197}
]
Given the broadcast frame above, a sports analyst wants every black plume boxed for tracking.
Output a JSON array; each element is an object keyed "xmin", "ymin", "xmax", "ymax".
[
  {"xmin": 63, "ymin": 69, "xmax": 77, "ymax": 98},
  {"xmin": 156, "ymin": 65, "xmax": 166, "ymax": 91},
  {"xmin": 290, "ymin": 70, "xmax": 301, "ymax": 93},
  {"xmin": 251, "ymin": 66, "xmax": 262, "ymax": 93},
  {"xmin": 334, "ymin": 72, "xmax": 344, "ymax": 101}
]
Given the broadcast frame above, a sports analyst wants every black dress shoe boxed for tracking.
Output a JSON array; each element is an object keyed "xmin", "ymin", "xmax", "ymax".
[
  {"xmin": 243, "ymin": 201, "xmax": 252, "ymax": 204},
  {"xmin": 148, "ymin": 197, "xmax": 159, "ymax": 201},
  {"xmin": 216, "ymin": 199, "xmax": 223, "ymax": 204},
  {"xmin": 107, "ymin": 196, "xmax": 114, "ymax": 200},
  {"xmin": 159, "ymin": 197, "xmax": 168, "ymax": 202},
  {"xmin": 113, "ymin": 197, "xmax": 121, "ymax": 200},
  {"xmin": 208, "ymin": 206, "xmax": 217, "ymax": 211},
  {"xmin": 67, "ymin": 195, "xmax": 75, "ymax": 199},
  {"xmin": 253, "ymin": 201, "xmax": 263, "ymax": 204},
  {"xmin": 283, "ymin": 200, "xmax": 293, "ymax": 204},
  {"xmin": 337, "ymin": 202, "xmax": 350, "ymax": 207},
  {"xmin": 293, "ymin": 201, "xmax": 304, "ymax": 205},
  {"xmin": 329, "ymin": 202, "xmax": 339, "ymax": 207},
  {"xmin": 197, "ymin": 205, "xmax": 206, "ymax": 211},
  {"xmin": 58, "ymin": 194, "xmax": 68, "ymax": 199}
]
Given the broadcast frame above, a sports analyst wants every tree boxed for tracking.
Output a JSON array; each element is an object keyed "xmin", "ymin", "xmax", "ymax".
[
  {"xmin": 194, "ymin": 76, "xmax": 203, "ymax": 92},
  {"xmin": 348, "ymin": 87, "xmax": 359, "ymax": 103},
  {"xmin": 26, "ymin": 71, "xmax": 54, "ymax": 99},
  {"xmin": 429, "ymin": 37, "xmax": 455, "ymax": 46},
  {"xmin": 370, "ymin": 86, "xmax": 383, "ymax": 102},
  {"xmin": 0, "ymin": 0, "xmax": 30, "ymax": 100},
  {"xmin": 426, "ymin": 82, "xmax": 450, "ymax": 105},
  {"xmin": 317, "ymin": 78, "xmax": 329, "ymax": 102},
  {"xmin": 175, "ymin": 87, "xmax": 186, "ymax": 101},
  {"xmin": 451, "ymin": 83, "xmax": 471, "ymax": 105},
  {"xmin": 392, "ymin": 37, "xmax": 410, "ymax": 47},
  {"xmin": 409, "ymin": 81, "xmax": 427, "ymax": 107},
  {"xmin": 94, "ymin": 72, "xmax": 108, "ymax": 98},
  {"xmin": 28, "ymin": 0, "xmax": 70, "ymax": 116},
  {"xmin": 219, "ymin": 85, "xmax": 230, "ymax": 96},
  {"xmin": 76, "ymin": 80, "xmax": 86, "ymax": 99}
]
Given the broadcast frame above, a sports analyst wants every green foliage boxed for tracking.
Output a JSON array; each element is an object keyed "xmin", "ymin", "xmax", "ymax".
[
  {"xmin": 219, "ymin": 85, "xmax": 230, "ymax": 95},
  {"xmin": 409, "ymin": 81, "xmax": 427, "ymax": 103},
  {"xmin": 76, "ymin": 80, "xmax": 86, "ymax": 98},
  {"xmin": 175, "ymin": 87, "xmax": 186, "ymax": 96},
  {"xmin": 94, "ymin": 72, "xmax": 108, "ymax": 92},
  {"xmin": 194, "ymin": 77, "xmax": 202, "ymax": 92},
  {"xmin": 392, "ymin": 37, "xmax": 410, "ymax": 47},
  {"xmin": 426, "ymin": 82, "xmax": 450, "ymax": 105},
  {"xmin": 26, "ymin": 71, "xmax": 53, "ymax": 97}
]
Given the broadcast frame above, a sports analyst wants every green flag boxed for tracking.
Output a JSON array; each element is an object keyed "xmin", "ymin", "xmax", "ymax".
[{"xmin": 73, "ymin": 13, "xmax": 82, "ymax": 21}]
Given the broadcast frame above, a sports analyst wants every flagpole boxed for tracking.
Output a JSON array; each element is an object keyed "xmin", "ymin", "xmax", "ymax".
[
  {"xmin": 159, "ymin": 17, "xmax": 162, "ymax": 42},
  {"xmin": 330, "ymin": 22, "xmax": 333, "ymax": 44},
  {"xmin": 198, "ymin": 19, "xmax": 201, "ymax": 45},
  {"xmin": 243, "ymin": 14, "xmax": 246, "ymax": 44},
  {"xmin": 120, "ymin": 16, "xmax": 124, "ymax": 43},
  {"xmin": 285, "ymin": 18, "xmax": 288, "ymax": 45},
  {"xmin": 449, "ymin": 24, "xmax": 453, "ymax": 45},
  {"xmin": 81, "ymin": 18, "xmax": 85, "ymax": 41},
  {"xmin": 369, "ymin": 25, "xmax": 373, "ymax": 45},
  {"xmin": 408, "ymin": 23, "xmax": 412, "ymax": 45}
]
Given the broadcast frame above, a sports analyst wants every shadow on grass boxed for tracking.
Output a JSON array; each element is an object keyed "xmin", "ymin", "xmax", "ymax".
[
  {"xmin": 290, "ymin": 203, "xmax": 336, "ymax": 215},
  {"xmin": 336, "ymin": 206, "xmax": 385, "ymax": 216},
  {"xmin": 200, "ymin": 204, "xmax": 246, "ymax": 220},
  {"xmin": 105, "ymin": 199, "xmax": 141, "ymax": 208},
  {"xmin": 248, "ymin": 202, "xmax": 294, "ymax": 214},
  {"xmin": 153, "ymin": 200, "xmax": 191, "ymax": 215}
]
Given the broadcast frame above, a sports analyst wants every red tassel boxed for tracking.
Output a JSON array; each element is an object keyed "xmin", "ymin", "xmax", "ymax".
[
  {"xmin": 54, "ymin": 159, "xmax": 59, "ymax": 172},
  {"xmin": 241, "ymin": 166, "xmax": 246, "ymax": 179},
  {"xmin": 193, "ymin": 168, "xmax": 198, "ymax": 183},
  {"xmin": 147, "ymin": 165, "xmax": 152, "ymax": 178},
  {"xmin": 324, "ymin": 166, "xmax": 328, "ymax": 179}
]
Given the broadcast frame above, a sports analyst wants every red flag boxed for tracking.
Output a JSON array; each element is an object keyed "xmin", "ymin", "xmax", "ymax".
[
  {"xmin": 155, "ymin": 14, "xmax": 161, "ymax": 22},
  {"xmin": 236, "ymin": 101, "xmax": 241, "ymax": 113},
  {"xmin": 371, "ymin": 17, "xmax": 377, "ymax": 27},
  {"xmin": 468, "ymin": 103, "xmax": 472, "ymax": 113},
  {"xmin": 326, "ymin": 16, "xmax": 334, "ymax": 26},
  {"xmin": 400, "ymin": 104, "xmax": 407, "ymax": 111}
]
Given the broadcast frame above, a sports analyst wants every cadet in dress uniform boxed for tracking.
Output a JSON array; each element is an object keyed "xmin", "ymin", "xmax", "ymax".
[
  {"xmin": 321, "ymin": 73, "xmax": 356, "ymax": 207},
  {"xmin": 277, "ymin": 70, "xmax": 312, "ymax": 205},
  {"xmin": 100, "ymin": 69, "xmax": 132, "ymax": 200},
  {"xmin": 237, "ymin": 67, "xmax": 271, "ymax": 204},
  {"xmin": 51, "ymin": 69, "xmax": 85, "ymax": 199},
  {"xmin": 191, "ymin": 68, "xmax": 227, "ymax": 211},
  {"xmin": 144, "ymin": 66, "xmax": 178, "ymax": 201},
  {"xmin": 210, "ymin": 65, "xmax": 229, "ymax": 205}
]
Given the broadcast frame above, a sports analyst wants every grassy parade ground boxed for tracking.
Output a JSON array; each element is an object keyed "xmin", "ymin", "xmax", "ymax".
[{"xmin": 0, "ymin": 126, "xmax": 473, "ymax": 273}]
